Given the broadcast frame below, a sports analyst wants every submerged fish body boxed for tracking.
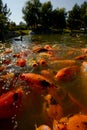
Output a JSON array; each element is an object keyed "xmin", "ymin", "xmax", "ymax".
[
  {"xmin": 19, "ymin": 73, "xmax": 53, "ymax": 89},
  {"xmin": 0, "ymin": 88, "xmax": 23, "ymax": 118}
]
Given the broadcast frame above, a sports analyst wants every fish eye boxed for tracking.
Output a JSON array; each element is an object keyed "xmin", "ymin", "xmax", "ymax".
[{"xmin": 13, "ymin": 93, "xmax": 18, "ymax": 101}]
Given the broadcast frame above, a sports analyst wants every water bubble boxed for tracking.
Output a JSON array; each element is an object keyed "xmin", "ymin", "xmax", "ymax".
[{"xmin": 13, "ymin": 121, "xmax": 18, "ymax": 130}]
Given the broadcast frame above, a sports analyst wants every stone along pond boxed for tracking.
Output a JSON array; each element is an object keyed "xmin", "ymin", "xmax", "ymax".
[{"xmin": 0, "ymin": 33, "xmax": 87, "ymax": 130}]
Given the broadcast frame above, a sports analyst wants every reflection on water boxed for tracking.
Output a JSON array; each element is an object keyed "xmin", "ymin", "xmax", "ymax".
[{"xmin": 0, "ymin": 33, "xmax": 87, "ymax": 130}]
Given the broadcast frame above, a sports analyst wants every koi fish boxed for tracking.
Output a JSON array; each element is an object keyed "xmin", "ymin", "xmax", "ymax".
[
  {"xmin": 0, "ymin": 88, "xmax": 23, "ymax": 118},
  {"xmin": 81, "ymin": 61, "xmax": 87, "ymax": 72},
  {"xmin": 3, "ymin": 49, "xmax": 12, "ymax": 54},
  {"xmin": 0, "ymin": 72, "xmax": 15, "ymax": 80},
  {"xmin": 43, "ymin": 94, "xmax": 63, "ymax": 120},
  {"xmin": 32, "ymin": 61, "xmax": 39, "ymax": 68},
  {"xmin": 40, "ymin": 69, "xmax": 56, "ymax": 81},
  {"xmin": 75, "ymin": 54, "xmax": 87, "ymax": 60},
  {"xmin": 53, "ymin": 114, "xmax": 87, "ymax": 130},
  {"xmin": 2, "ymin": 59, "xmax": 11, "ymax": 65},
  {"xmin": 32, "ymin": 46, "xmax": 48, "ymax": 53},
  {"xmin": 44, "ymin": 44, "xmax": 53, "ymax": 50},
  {"xmin": 13, "ymin": 53, "xmax": 21, "ymax": 58},
  {"xmin": 35, "ymin": 124, "xmax": 51, "ymax": 130},
  {"xmin": 38, "ymin": 58, "xmax": 47, "ymax": 66},
  {"xmin": 19, "ymin": 73, "xmax": 53, "ymax": 89},
  {"xmin": 55, "ymin": 65, "xmax": 80, "ymax": 81},
  {"xmin": 49, "ymin": 60, "xmax": 77, "ymax": 70},
  {"xmin": 16, "ymin": 58, "xmax": 26, "ymax": 67},
  {"xmin": 0, "ymin": 66, "xmax": 6, "ymax": 72}
]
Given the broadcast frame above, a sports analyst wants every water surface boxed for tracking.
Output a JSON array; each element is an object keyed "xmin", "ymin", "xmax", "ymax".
[{"xmin": 0, "ymin": 33, "xmax": 87, "ymax": 130}]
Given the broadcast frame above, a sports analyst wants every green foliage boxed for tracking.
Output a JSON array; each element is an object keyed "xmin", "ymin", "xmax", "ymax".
[
  {"xmin": 0, "ymin": 0, "xmax": 11, "ymax": 41},
  {"xmin": 80, "ymin": 1, "xmax": 87, "ymax": 30},
  {"xmin": 22, "ymin": 0, "xmax": 66, "ymax": 32},
  {"xmin": 22, "ymin": 0, "xmax": 87, "ymax": 33},
  {"xmin": 22, "ymin": 0, "xmax": 41, "ymax": 28},
  {"xmin": 67, "ymin": 4, "xmax": 81, "ymax": 30},
  {"xmin": 40, "ymin": 1, "xmax": 53, "ymax": 28},
  {"xmin": 67, "ymin": 1, "xmax": 87, "ymax": 32},
  {"xmin": 52, "ymin": 8, "xmax": 66, "ymax": 30},
  {"xmin": 9, "ymin": 21, "xmax": 16, "ymax": 31}
]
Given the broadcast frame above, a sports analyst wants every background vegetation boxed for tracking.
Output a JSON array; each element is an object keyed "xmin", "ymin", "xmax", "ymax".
[{"xmin": 0, "ymin": 0, "xmax": 87, "ymax": 41}]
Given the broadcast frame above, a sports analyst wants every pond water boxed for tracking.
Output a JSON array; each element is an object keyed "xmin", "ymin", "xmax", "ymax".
[{"xmin": 0, "ymin": 33, "xmax": 87, "ymax": 130}]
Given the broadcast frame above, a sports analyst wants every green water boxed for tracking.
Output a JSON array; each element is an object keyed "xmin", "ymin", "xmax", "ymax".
[{"xmin": 0, "ymin": 33, "xmax": 87, "ymax": 130}]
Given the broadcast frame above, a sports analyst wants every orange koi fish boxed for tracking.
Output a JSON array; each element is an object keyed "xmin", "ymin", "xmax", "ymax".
[
  {"xmin": 53, "ymin": 114, "xmax": 87, "ymax": 130},
  {"xmin": 55, "ymin": 65, "xmax": 80, "ymax": 81},
  {"xmin": 32, "ymin": 46, "xmax": 48, "ymax": 53},
  {"xmin": 19, "ymin": 73, "xmax": 53, "ymax": 89},
  {"xmin": 44, "ymin": 44, "xmax": 53, "ymax": 50},
  {"xmin": 39, "ymin": 58, "xmax": 47, "ymax": 66},
  {"xmin": 0, "ymin": 88, "xmax": 23, "ymax": 118},
  {"xmin": 3, "ymin": 49, "xmax": 12, "ymax": 54},
  {"xmin": 16, "ymin": 58, "xmax": 26, "ymax": 67},
  {"xmin": 32, "ymin": 61, "xmax": 39, "ymax": 68},
  {"xmin": 13, "ymin": 53, "xmax": 21, "ymax": 58},
  {"xmin": 35, "ymin": 124, "xmax": 51, "ymax": 130},
  {"xmin": 43, "ymin": 94, "xmax": 63, "ymax": 120},
  {"xmin": 40, "ymin": 69, "xmax": 56, "ymax": 81},
  {"xmin": 0, "ymin": 66, "xmax": 6, "ymax": 72},
  {"xmin": 0, "ymin": 72, "xmax": 15, "ymax": 80},
  {"xmin": 75, "ymin": 54, "xmax": 87, "ymax": 60}
]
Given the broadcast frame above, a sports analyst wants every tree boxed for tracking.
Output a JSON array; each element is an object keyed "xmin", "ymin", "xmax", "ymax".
[
  {"xmin": 80, "ymin": 1, "xmax": 87, "ymax": 31},
  {"xmin": 67, "ymin": 4, "xmax": 81, "ymax": 31},
  {"xmin": 22, "ymin": 0, "xmax": 67, "ymax": 32},
  {"xmin": 18, "ymin": 21, "xmax": 27, "ymax": 30},
  {"xmin": 52, "ymin": 8, "xmax": 66, "ymax": 31},
  {"xmin": 40, "ymin": 1, "xmax": 53, "ymax": 29},
  {"xmin": 22, "ymin": 0, "xmax": 41, "ymax": 29},
  {"xmin": 9, "ymin": 21, "xmax": 16, "ymax": 31},
  {"xmin": 0, "ymin": 0, "xmax": 11, "ymax": 41}
]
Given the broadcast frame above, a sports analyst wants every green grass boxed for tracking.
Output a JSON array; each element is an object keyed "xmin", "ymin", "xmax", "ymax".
[{"xmin": 15, "ymin": 30, "xmax": 29, "ymax": 35}]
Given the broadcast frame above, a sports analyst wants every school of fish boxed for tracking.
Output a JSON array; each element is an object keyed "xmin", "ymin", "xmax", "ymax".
[{"xmin": 0, "ymin": 42, "xmax": 87, "ymax": 130}]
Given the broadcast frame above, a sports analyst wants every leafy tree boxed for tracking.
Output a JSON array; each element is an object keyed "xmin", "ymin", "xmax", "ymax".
[
  {"xmin": 80, "ymin": 1, "xmax": 87, "ymax": 31},
  {"xmin": 52, "ymin": 8, "xmax": 66, "ymax": 31},
  {"xmin": 22, "ymin": 0, "xmax": 41, "ymax": 29},
  {"xmin": 18, "ymin": 21, "xmax": 27, "ymax": 30},
  {"xmin": 9, "ymin": 21, "xmax": 16, "ymax": 31},
  {"xmin": 0, "ymin": 0, "xmax": 11, "ymax": 41},
  {"xmin": 22, "ymin": 0, "xmax": 66, "ymax": 32},
  {"xmin": 67, "ymin": 4, "xmax": 81, "ymax": 31},
  {"xmin": 40, "ymin": 1, "xmax": 53, "ymax": 29}
]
